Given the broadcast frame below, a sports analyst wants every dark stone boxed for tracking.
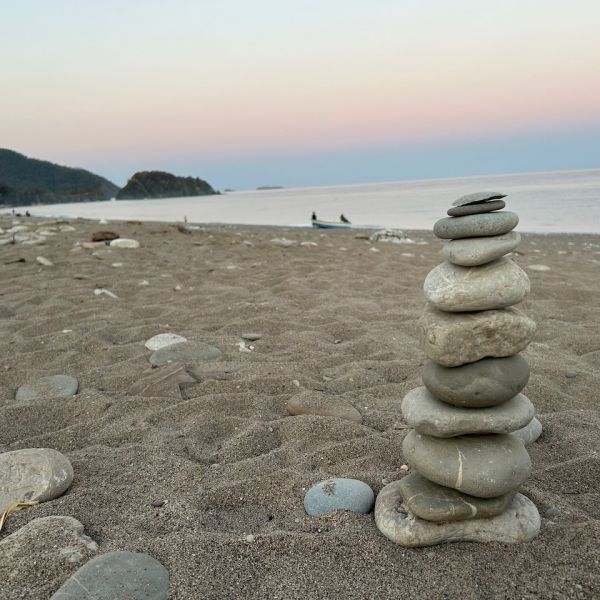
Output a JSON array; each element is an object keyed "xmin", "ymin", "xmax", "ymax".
[
  {"xmin": 447, "ymin": 199, "xmax": 506, "ymax": 217},
  {"xmin": 452, "ymin": 191, "xmax": 507, "ymax": 207}
]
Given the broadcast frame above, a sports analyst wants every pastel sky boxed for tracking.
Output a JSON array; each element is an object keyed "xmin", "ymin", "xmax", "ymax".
[{"xmin": 2, "ymin": 0, "xmax": 600, "ymax": 189}]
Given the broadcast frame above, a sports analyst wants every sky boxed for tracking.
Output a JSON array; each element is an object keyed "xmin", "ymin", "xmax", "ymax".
[{"xmin": 2, "ymin": 0, "xmax": 600, "ymax": 189}]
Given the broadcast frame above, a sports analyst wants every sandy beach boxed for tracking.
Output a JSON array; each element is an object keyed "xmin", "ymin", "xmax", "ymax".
[{"xmin": 1, "ymin": 217, "xmax": 599, "ymax": 599}]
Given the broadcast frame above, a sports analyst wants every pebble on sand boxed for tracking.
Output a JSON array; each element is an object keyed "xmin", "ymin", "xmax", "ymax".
[
  {"xmin": 149, "ymin": 341, "xmax": 222, "ymax": 366},
  {"xmin": 526, "ymin": 264, "xmax": 551, "ymax": 272},
  {"xmin": 144, "ymin": 333, "xmax": 188, "ymax": 352},
  {"xmin": 109, "ymin": 238, "xmax": 140, "ymax": 248},
  {"xmin": 15, "ymin": 374, "xmax": 79, "ymax": 403},
  {"xmin": 304, "ymin": 478, "xmax": 374, "ymax": 516}
]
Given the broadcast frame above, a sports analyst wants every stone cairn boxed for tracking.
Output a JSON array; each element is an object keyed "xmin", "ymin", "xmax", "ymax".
[{"xmin": 375, "ymin": 191, "xmax": 542, "ymax": 546}]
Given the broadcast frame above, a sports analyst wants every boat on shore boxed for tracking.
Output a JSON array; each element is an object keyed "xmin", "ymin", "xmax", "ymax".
[{"xmin": 311, "ymin": 219, "xmax": 352, "ymax": 230}]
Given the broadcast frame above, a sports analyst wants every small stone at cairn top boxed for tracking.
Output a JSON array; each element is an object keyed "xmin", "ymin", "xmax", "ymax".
[{"xmin": 375, "ymin": 191, "xmax": 540, "ymax": 546}]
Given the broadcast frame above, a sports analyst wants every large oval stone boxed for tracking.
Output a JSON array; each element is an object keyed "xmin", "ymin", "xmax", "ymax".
[
  {"xmin": 288, "ymin": 391, "xmax": 362, "ymax": 422},
  {"xmin": 0, "ymin": 448, "xmax": 74, "ymax": 512},
  {"xmin": 401, "ymin": 387, "xmax": 534, "ymax": 437},
  {"xmin": 420, "ymin": 304, "xmax": 536, "ymax": 367},
  {"xmin": 442, "ymin": 232, "xmax": 521, "ymax": 267},
  {"xmin": 452, "ymin": 191, "xmax": 507, "ymax": 207},
  {"xmin": 398, "ymin": 472, "xmax": 513, "ymax": 522},
  {"xmin": 304, "ymin": 478, "xmax": 374, "ymax": 516},
  {"xmin": 422, "ymin": 355, "xmax": 530, "ymax": 407},
  {"xmin": 447, "ymin": 199, "xmax": 506, "ymax": 217},
  {"xmin": 433, "ymin": 211, "xmax": 518, "ymax": 240},
  {"xmin": 402, "ymin": 430, "xmax": 531, "ymax": 498},
  {"xmin": 424, "ymin": 258, "xmax": 530, "ymax": 312},
  {"xmin": 149, "ymin": 341, "xmax": 222, "ymax": 366},
  {"xmin": 50, "ymin": 551, "xmax": 169, "ymax": 599},
  {"xmin": 15, "ymin": 375, "xmax": 78, "ymax": 403}
]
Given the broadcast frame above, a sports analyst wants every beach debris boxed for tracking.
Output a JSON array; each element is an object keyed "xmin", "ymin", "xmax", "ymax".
[
  {"xmin": 15, "ymin": 374, "xmax": 79, "ymax": 403},
  {"xmin": 35, "ymin": 256, "xmax": 53, "ymax": 266},
  {"xmin": 242, "ymin": 240, "xmax": 254, "ymax": 246},
  {"xmin": 110, "ymin": 238, "xmax": 140, "ymax": 248},
  {"xmin": 300, "ymin": 241, "xmax": 318, "ymax": 247},
  {"xmin": 0, "ymin": 502, "xmax": 38, "ymax": 533},
  {"xmin": 111, "ymin": 262, "xmax": 123, "ymax": 267},
  {"xmin": 526, "ymin": 264, "xmax": 551, "ymax": 272},
  {"xmin": 92, "ymin": 230, "xmax": 119, "ymax": 242},
  {"xmin": 304, "ymin": 478, "xmax": 374, "ymax": 517},
  {"xmin": 369, "ymin": 247, "xmax": 380, "ymax": 252},
  {"xmin": 149, "ymin": 341, "xmax": 222, "ymax": 367},
  {"xmin": 237, "ymin": 339, "xmax": 253, "ymax": 352},
  {"xmin": 0, "ymin": 448, "xmax": 74, "ymax": 514},
  {"xmin": 145, "ymin": 333, "xmax": 188, "ymax": 352},
  {"xmin": 138, "ymin": 279, "xmax": 150, "ymax": 286},
  {"xmin": 287, "ymin": 390, "xmax": 362, "ymax": 422},
  {"xmin": 370, "ymin": 229, "xmax": 415, "ymax": 244},
  {"xmin": 270, "ymin": 237, "xmax": 296, "ymax": 247},
  {"xmin": 98, "ymin": 218, "xmax": 109, "ymax": 224},
  {"xmin": 94, "ymin": 287, "xmax": 119, "ymax": 299},
  {"xmin": 49, "ymin": 551, "xmax": 170, "ymax": 600}
]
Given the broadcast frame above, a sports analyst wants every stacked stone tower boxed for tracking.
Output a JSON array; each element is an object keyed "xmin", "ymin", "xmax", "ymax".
[{"xmin": 375, "ymin": 191, "xmax": 541, "ymax": 546}]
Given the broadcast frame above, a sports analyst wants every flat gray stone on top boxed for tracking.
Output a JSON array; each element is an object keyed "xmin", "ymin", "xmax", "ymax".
[
  {"xmin": 452, "ymin": 191, "xmax": 507, "ymax": 207},
  {"xmin": 434, "ymin": 211, "xmax": 518, "ymax": 240},
  {"xmin": 15, "ymin": 374, "xmax": 78, "ymax": 403},
  {"xmin": 149, "ymin": 341, "xmax": 222, "ymax": 366},
  {"xmin": 304, "ymin": 478, "xmax": 374, "ymax": 516},
  {"xmin": 401, "ymin": 387, "xmax": 534, "ymax": 437},
  {"xmin": 50, "ymin": 551, "xmax": 169, "ymax": 599},
  {"xmin": 420, "ymin": 304, "xmax": 536, "ymax": 367},
  {"xmin": 424, "ymin": 258, "xmax": 529, "ymax": 312},
  {"xmin": 0, "ymin": 448, "xmax": 73, "ymax": 512},
  {"xmin": 375, "ymin": 483, "xmax": 540, "ymax": 546},
  {"xmin": 447, "ymin": 199, "xmax": 506, "ymax": 217},
  {"xmin": 442, "ymin": 232, "xmax": 521, "ymax": 267},
  {"xmin": 511, "ymin": 416, "xmax": 542, "ymax": 446},
  {"xmin": 402, "ymin": 430, "xmax": 531, "ymax": 498},
  {"xmin": 398, "ymin": 472, "xmax": 513, "ymax": 522},
  {"xmin": 422, "ymin": 355, "xmax": 530, "ymax": 407},
  {"xmin": 144, "ymin": 333, "xmax": 187, "ymax": 352}
]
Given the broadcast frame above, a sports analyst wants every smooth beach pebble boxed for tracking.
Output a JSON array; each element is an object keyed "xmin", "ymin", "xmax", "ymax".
[
  {"xmin": 424, "ymin": 258, "xmax": 530, "ymax": 312},
  {"xmin": 422, "ymin": 355, "xmax": 530, "ymax": 407},
  {"xmin": 109, "ymin": 238, "xmax": 140, "ymax": 248},
  {"xmin": 398, "ymin": 472, "xmax": 513, "ymax": 522},
  {"xmin": 50, "ymin": 551, "xmax": 169, "ymax": 600},
  {"xmin": 511, "ymin": 417, "xmax": 542, "ymax": 446},
  {"xmin": 288, "ymin": 390, "xmax": 362, "ymax": 422},
  {"xmin": 433, "ymin": 211, "xmax": 519, "ymax": 240},
  {"xmin": 565, "ymin": 370, "xmax": 578, "ymax": 379},
  {"xmin": 420, "ymin": 304, "xmax": 536, "ymax": 367},
  {"xmin": 451, "ymin": 191, "xmax": 507, "ymax": 207},
  {"xmin": 149, "ymin": 341, "xmax": 222, "ymax": 366},
  {"xmin": 304, "ymin": 478, "xmax": 374, "ymax": 516},
  {"xmin": 402, "ymin": 430, "xmax": 531, "ymax": 498},
  {"xmin": 526, "ymin": 264, "xmax": 551, "ymax": 272},
  {"xmin": 15, "ymin": 374, "xmax": 78, "ymax": 403},
  {"xmin": 447, "ymin": 199, "xmax": 506, "ymax": 217},
  {"xmin": 401, "ymin": 387, "xmax": 534, "ymax": 437},
  {"xmin": 144, "ymin": 333, "xmax": 188, "ymax": 352},
  {"xmin": 0, "ymin": 448, "xmax": 74, "ymax": 512},
  {"xmin": 442, "ymin": 232, "xmax": 521, "ymax": 267},
  {"xmin": 241, "ymin": 332, "xmax": 262, "ymax": 341}
]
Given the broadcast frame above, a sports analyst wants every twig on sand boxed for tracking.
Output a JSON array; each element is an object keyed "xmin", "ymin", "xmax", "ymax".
[{"xmin": 0, "ymin": 501, "xmax": 38, "ymax": 533}]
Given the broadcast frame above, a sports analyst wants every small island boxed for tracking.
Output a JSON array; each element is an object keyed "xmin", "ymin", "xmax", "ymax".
[{"xmin": 116, "ymin": 171, "xmax": 218, "ymax": 200}]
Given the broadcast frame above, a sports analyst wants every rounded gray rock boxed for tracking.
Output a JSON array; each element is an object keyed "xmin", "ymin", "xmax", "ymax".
[
  {"xmin": 452, "ymin": 191, "xmax": 507, "ymax": 207},
  {"xmin": 0, "ymin": 448, "xmax": 74, "ymax": 512},
  {"xmin": 149, "ymin": 341, "xmax": 222, "ymax": 366},
  {"xmin": 442, "ymin": 232, "xmax": 521, "ymax": 267},
  {"xmin": 422, "ymin": 355, "xmax": 530, "ymax": 407},
  {"xmin": 402, "ymin": 430, "xmax": 531, "ymax": 498},
  {"xmin": 447, "ymin": 199, "xmax": 506, "ymax": 217},
  {"xmin": 304, "ymin": 478, "xmax": 374, "ymax": 516},
  {"xmin": 401, "ymin": 387, "xmax": 535, "ymax": 437},
  {"xmin": 50, "ymin": 551, "xmax": 169, "ymax": 599},
  {"xmin": 15, "ymin": 375, "xmax": 78, "ymax": 403},
  {"xmin": 424, "ymin": 258, "xmax": 530, "ymax": 312},
  {"xmin": 511, "ymin": 417, "xmax": 542, "ymax": 446},
  {"xmin": 434, "ymin": 211, "xmax": 519, "ymax": 240}
]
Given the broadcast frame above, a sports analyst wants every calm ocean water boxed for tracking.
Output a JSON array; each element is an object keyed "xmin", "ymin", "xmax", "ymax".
[{"xmin": 12, "ymin": 168, "xmax": 600, "ymax": 234}]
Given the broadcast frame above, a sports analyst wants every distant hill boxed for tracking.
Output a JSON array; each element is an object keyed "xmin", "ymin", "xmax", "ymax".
[
  {"xmin": 0, "ymin": 148, "xmax": 119, "ymax": 206},
  {"xmin": 116, "ymin": 171, "xmax": 218, "ymax": 199}
]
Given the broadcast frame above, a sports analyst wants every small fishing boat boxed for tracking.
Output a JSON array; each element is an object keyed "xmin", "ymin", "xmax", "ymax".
[{"xmin": 311, "ymin": 219, "xmax": 352, "ymax": 230}]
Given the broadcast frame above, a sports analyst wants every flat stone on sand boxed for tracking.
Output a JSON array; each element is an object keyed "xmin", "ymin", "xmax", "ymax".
[
  {"xmin": 398, "ymin": 472, "xmax": 513, "ymax": 522},
  {"xmin": 401, "ymin": 387, "xmax": 534, "ymax": 437},
  {"xmin": 109, "ymin": 238, "xmax": 140, "ymax": 248},
  {"xmin": 452, "ymin": 191, "xmax": 507, "ymax": 207},
  {"xmin": 424, "ymin": 258, "xmax": 530, "ymax": 312},
  {"xmin": 15, "ymin": 374, "xmax": 78, "ymax": 403},
  {"xmin": 304, "ymin": 478, "xmax": 374, "ymax": 516},
  {"xmin": 511, "ymin": 417, "xmax": 542, "ymax": 446},
  {"xmin": 442, "ymin": 232, "xmax": 521, "ymax": 266},
  {"xmin": 422, "ymin": 355, "xmax": 530, "ymax": 407},
  {"xmin": 144, "ymin": 332, "xmax": 188, "ymax": 351},
  {"xmin": 447, "ymin": 199, "xmax": 506, "ymax": 217},
  {"xmin": 50, "ymin": 551, "xmax": 169, "ymax": 600},
  {"xmin": 433, "ymin": 211, "xmax": 519, "ymax": 240},
  {"xmin": 375, "ymin": 481, "xmax": 539, "ymax": 546},
  {"xmin": 288, "ymin": 390, "xmax": 362, "ymax": 422},
  {"xmin": 420, "ymin": 304, "xmax": 536, "ymax": 367},
  {"xmin": 149, "ymin": 341, "xmax": 222, "ymax": 366},
  {"xmin": 402, "ymin": 430, "xmax": 531, "ymax": 498},
  {"xmin": 0, "ymin": 448, "xmax": 74, "ymax": 512}
]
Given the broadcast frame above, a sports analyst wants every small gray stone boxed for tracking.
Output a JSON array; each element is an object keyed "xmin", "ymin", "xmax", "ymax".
[
  {"xmin": 422, "ymin": 355, "xmax": 530, "ymax": 407},
  {"xmin": 375, "ymin": 483, "xmax": 540, "ymax": 546},
  {"xmin": 447, "ymin": 200, "xmax": 506, "ymax": 217},
  {"xmin": 149, "ymin": 341, "xmax": 222, "ymax": 366},
  {"xmin": 452, "ymin": 191, "xmax": 507, "ymax": 207},
  {"xmin": 424, "ymin": 258, "xmax": 530, "ymax": 312},
  {"xmin": 144, "ymin": 333, "xmax": 187, "ymax": 351},
  {"xmin": 402, "ymin": 430, "xmax": 531, "ymax": 498},
  {"xmin": 442, "ymin": 232, "xmax": 521, "ymax": 267},
  {"xmin": 288, "ymin": 391, "xmax": 362, "ymax": 422},
  {"xmin": 398, "ymin": 472, "xmax": 513, "ymax": 522},
  {"xmin": 0, "ymin": 448, "xmax": 74, "ymax": 512},
  {"xmin": 15, "ymin": 375, "xmax": 78, "ymax": 403},
  {"xmin": 401, "ymin": 387, "xmax": 534, "ymax": 437},
  {"xmin": 565, "ymin": 370, "xmax": 578, "ymax": 379},
  {"xmin": 511, "ymin": 417, "xmax": 542, "ymax": 446},
  {"xmin": 420, "ymin": 304, "xmax": 536, "ymax": 367},
  {"xmin": 50, "ymin": 551, "xmax": 169, "ymax": 599},
  {"xmin": 434, "ymin": 211, "xmax": 518, "ymax": 240},
  {"xmin": 304, "ymin": 478, "xmax": 374, "ymax": 516},
  {"xmin": 241, "ymin": 332, "xmax": 262, "ymax": 341}
]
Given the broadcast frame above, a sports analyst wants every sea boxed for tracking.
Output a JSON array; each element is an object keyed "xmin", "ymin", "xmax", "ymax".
[{"xmin": 9, "ymin": 168, "xmax": 600, "ymax": 234}]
